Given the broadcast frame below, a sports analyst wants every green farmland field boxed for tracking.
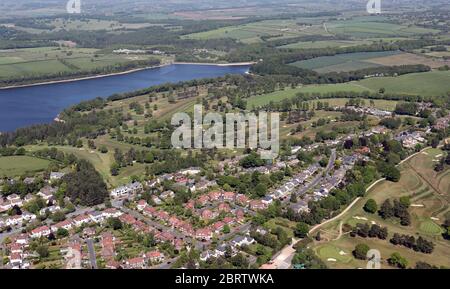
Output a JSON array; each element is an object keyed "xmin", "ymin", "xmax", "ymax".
[
  {"xmin": 247, "ymin": 83, "xmax": 371, "ymax": 107},
  {"xmin": 0, "ymin": 46, "xmax": 163, "ymax": 80},
  {"xmin": 0, "ymin": 156, "xmax": 51, "ymax": 177},
  {"xmin": 183, "ymin": 19, "xmax": 326, "ymax": 43},
  {"xmin": 279, "ymin": 40, "xmax": 369, "ymax": 49},
  {"xmin": 357, "ymin": 70, "xmax": 450, "ymax": 97},
  {"xmin": 326, "ymin": 16, "xmax": 439, "ymax": 38},
  {"xmin": 289, "ymin": 51, "xmax": 401, "ymax": 73}
]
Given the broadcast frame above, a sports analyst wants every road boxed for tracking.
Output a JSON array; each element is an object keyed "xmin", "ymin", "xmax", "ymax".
[
  {"xmin": 86, "ymin": 238, "xmax": 98, "ymax": 269},
  {"xmin": 261, "ymin": 150, "xmax": 338, "ymax": 268},
  {"xmin": 283, "ymin": 148, "xmax": 336, "ymax": 204}
]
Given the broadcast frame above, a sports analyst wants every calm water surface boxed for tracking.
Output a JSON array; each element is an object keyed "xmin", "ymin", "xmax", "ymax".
[{"xmin": 0, "ymin": 64, "xmax": 250, "ymax": 132}]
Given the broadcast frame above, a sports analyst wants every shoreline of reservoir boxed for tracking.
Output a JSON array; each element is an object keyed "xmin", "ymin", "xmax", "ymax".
[
  {"xmin": 0, "ymin": 61, "xmax": 255, "ymax": 90},
  {"xmin": 0, "ymin": 63, "xmax": 251, "ymax": 132}
]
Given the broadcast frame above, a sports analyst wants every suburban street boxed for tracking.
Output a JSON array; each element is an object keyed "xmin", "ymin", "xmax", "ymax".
[
  {"xmin": 282, "ymin": 148, "xmax": 336, "ymax": 204},
  {"xmin": 86, "ymin": 238, "xmax": 98, "ymax": 269},
  {"xmin": 264, "ymin": 149, "xmax": 337, "ymax": 268}
]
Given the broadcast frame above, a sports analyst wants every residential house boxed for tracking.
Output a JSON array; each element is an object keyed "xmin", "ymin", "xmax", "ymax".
[
  {"xmin": 201, "ymin": 209, "xmax": 214, "ymax": 220},
  {"xmin": 73, "ymin": 214, "xmax": 91, "ymax": 227},
  {"xmin": 51, "ymin": 219, "xmax": 74, "ymax": 232},
  {"xmin": 23, "ymin": 177, "xmax": 35, "ymax": 185},
  {"xmin": 50, "ymin": 172, "xmax": 65, "ymax": 181},
  {"xmin": 102, "ymin": 208, "xmax": 123, "ymax": 219},
  {"xmin": 180, "ymin": 167, "xmax": 201, "ymax": 176},
  {"xmin": 119, "ymin": 214, "xmax": 137, "ymax": 225},
  {"xmin": 160, "ymin": 190, "xmax": 175, "ymax": 200},
  {"xmin": 88, "ymin": 211, "xmax": 105, "ymax": 223},
  {"xmin": 124, "ymin": 257, "xmax": 147, "ymax": 269},
  {"xmin": 110, "ymin": 182, "xmax": 143, "ymax": 200},
  {"xmin": 195, "ymin": 228, "xmax": 213, "ymax": 240},
  {"xmin": 236, "ymin": 194, "xmax": 249, "ymax": 207},
  {"xmin": 223, "ymin": 192, "xmax": 236, "ymax": 202},
  {"xmin": 37, "ymin": 186, "xmax": 57, "ymax": 203},
  {"xmin": 208, "ymin": 191, "xmax": 222, "ymax": 201},
  {"xmin": 261, "ymin": 196, "xmax": 273, "ymax": 205},
  {"xmin": 137, "ymin": 199, "xmax": 148, "ymax": 211},
  {"xmin": 211, "ymin": 221, "xmax": 225, "ymax": 233},
  {"xmin": 145, "ymin": 250, "xmax": 165, "ymax": 263},
  {"xmin": 250, "ymin": 200, "xmax": 267, "ymax": 211},
  {"xmin": 222, "ymin": 217, "xmax": 234, "ymax": 226},
  {"xmin": 218, "ymin": 202, "xmax": 231, "ymax": 212},
  {"xmin": 143, "ymin": 206, "xmax": 157, "ymax": 217},
  {"xmin": 230, "ymin": 235, "xmax": 255, "ymax": 247},
  {"xmin": 197, "ymin": 195, "xmax": 210, "ymax": 206},
  {"xmin": 30, "ymin": 225, "xmax": 51, "ymax": 238},
  {"xmin": 39, "ymin": 205, "xmax": 61, "ymax": 215}
]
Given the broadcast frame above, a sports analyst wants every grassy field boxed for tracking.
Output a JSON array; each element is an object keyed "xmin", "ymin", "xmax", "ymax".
[
  {"xmin": 278, "ymin": 40, "xmax": 371, "ymax": 49},
  {"xmin": 0, "ymin": 155, "xmax": 51, "ymax": 177},
  {"xmin": 12, "ymin": 18, "xmax": 160, "ymax": 34},
  {"xmin": 247, "ymin": 83, "xmax": 372, "ymax": 107},
  {"xmin": 289, "ymin": 51, "xmax": 401, "ymax": 73},
  {"xmin": 356, "ymin": 70, "xmax": 450, "ymax": 97},
  {"xmin": 365, "ymin": 52, "xmax": 450, "ymax": 69},
  {"xmin": 0, "ymin": 46, "xmax": 165, "ymax": 80},
  {"xmin": 25, "ymin": 137, "xmax": 150, "ymax": 188},
  {"xmin": 326, "ymin": 16, "xmax": 439, "ymax": 38},
  {"xmin": 183, "ymin": 19, "xmax": 326, "ymax": 44},
  {"xmin": 310, "ymin": 147, "xmax": 450, "ymax": 269},
  {"xmin": 264, "ymin": 217, "xmax": 297, "ymax": 239}
]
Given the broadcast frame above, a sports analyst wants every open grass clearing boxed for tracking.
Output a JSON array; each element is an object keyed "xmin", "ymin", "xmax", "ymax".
[{"xmin": 0, "ymin": 155, "xmax": 51, "ymax": 177}]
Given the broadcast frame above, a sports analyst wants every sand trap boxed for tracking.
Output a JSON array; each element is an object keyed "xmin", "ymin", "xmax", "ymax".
[
  {"xmin": 422, "ymin": 152, "xmax": 429, "ymax": 155},
  {"xmin": 339, "ymin": 250, "xmax": 347, "ymax": 256},
  {"xmin": 371, "ymin": 221, "xmax": 376, "ymax": 225},
  {"xmin": 327, "ymin": 258, "xmax": 337, "ymax": 262},
  {"xmin": 353, "ymin": 216, "xmax": 368, "ymax": 221},
  {"xmin": 431, "ymin": 217, "xmax": 440, "ymax": 221},
  {"xmin": 436, "ymin": 154, "xmax": 443, "ymax": 158},
  {"xmin": 411, "ymin": 204, "xmax": 424, "ymax": 207}
]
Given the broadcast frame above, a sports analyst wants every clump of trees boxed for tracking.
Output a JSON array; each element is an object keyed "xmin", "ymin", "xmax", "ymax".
[
  {"xmin": 380, "ymin": 117, "xmax": 402, "ymax": 130},
  {"xmin": 350, "ymin": 223, "xmax": 388, "ymax": 240},
  {"xmin": 363, "ymin": 199, "xmax": 378, "ymax": 214},
  {"xmin": 390, "ymin": 233, "xmax": 434, "ymax": 254},
  {"xmin": 353, "ymin": 243, "xmax": 370, "ymax": 260},
  {"xmin": 378, "ymin": 198, "xmax": 411, "ymax": 226},
  {"xmin": 294, "ymin": 222, "xmax": 309, "ymax": 238},
  {"xmin": 388, "ymin": 252, "xmax": 408, "ymax": 269},
  {"xmin": 63, "ymin": 160, "xmax": 108, "ymax": 206},
  {"xmin": 292, "ymin": 239, "xmax": 327, "ymax": 269},
  {"xmin": 240, "ymin": 152, "xmax": 265, "ymax": 168}
]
